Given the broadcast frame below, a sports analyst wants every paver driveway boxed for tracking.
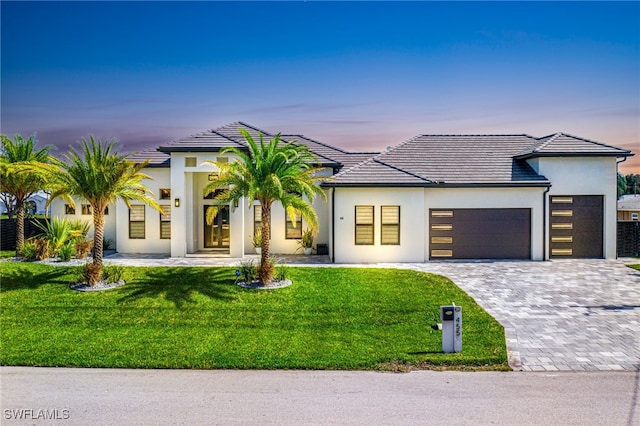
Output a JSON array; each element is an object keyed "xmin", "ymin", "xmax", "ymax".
[{"xmin": 397, "ymin": 259, "xmax": 640, "ymax": 371}]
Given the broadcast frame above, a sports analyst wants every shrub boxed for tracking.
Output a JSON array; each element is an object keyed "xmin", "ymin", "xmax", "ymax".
[
  {"xmin": 58, "ymin": 243, "xmax": 75, "ymax": 262},
  {"xmin": 103, "ymin": 265, "xmax": 126, "ymax": 283},
  {"xmin": 252, "ymin": 228, "xmax": 262, "ymax": 247},
  {"xmin": 75, "ymin": 239, "xmax": 93, "ymax": 259},
  {"xmin": 82, "ymin": 263, "xmax": 102, "ymax": 286},
  {"xmin": 274, "ymin": 263, "xmax": 289, "ymax": 282},
  {"xmin": 296, "ymin": 229, "xmax": 315, "ymax": 253},
  {"xmin": 103, "ymin": 238, "xmax": 114, "ymax": 251},
  {"xmin": 34, "ymin": 217, "xmax": 72, "ymax": 254},
  {"xmin": 19, "ymin": 242, "xmax": 37, "ymax": 260},
  {"xmin": 238, "ymin": 259, "xmax": 258, "ymax": 283},
  {"xmin": 34, "ymin": 238, "xmax": 53, "ymax": 261},
  {"xmin": 68, "ymin": 219, "xmax": 91, "ymax": 241}
]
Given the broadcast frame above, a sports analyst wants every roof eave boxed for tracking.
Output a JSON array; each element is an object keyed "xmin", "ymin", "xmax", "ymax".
[
  {"xmin": 514, "ymin": 151, "xmax": 633, "ymax": 160},
  {"xmin": 323, "ymin": 181, "xmax": 551, "ymax": 188}
]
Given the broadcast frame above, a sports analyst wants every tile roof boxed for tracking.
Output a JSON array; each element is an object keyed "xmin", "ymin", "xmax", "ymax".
[
  {"xmin": 127, "ymin": 148, "xmax": 170, "ymax": 168},
  {"xmin": 329, "ymin": 134, "xmax": 551, "ymax": 187},
  {"xmin": 144, "ymin": 122, "xmax": 376, "ymax": 169},
  {"xmin": 514, "ymin": 132, "xmax": 632, "ymax": 158},
  {"xmin": 282, "ymin": 134, "xmax": 379, "ymax": 169}
]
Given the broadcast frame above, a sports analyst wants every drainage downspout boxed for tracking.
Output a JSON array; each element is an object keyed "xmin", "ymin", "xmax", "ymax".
[
  {"xmin": 331, "ymin": 187, "xmax": 335, "ymax": 263},
  {"xmin": 542, "ymin": 185, "xmax": 551, "ymax": 260}
]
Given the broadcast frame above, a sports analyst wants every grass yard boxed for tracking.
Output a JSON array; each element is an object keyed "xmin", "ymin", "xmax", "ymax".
[
  {"xmin": 0, "ymin": 262, "xmax": 508, "ymax": 371},
  {"xmin": 0, "ymin": 251, "xmax": 15, "ymax": 259}
]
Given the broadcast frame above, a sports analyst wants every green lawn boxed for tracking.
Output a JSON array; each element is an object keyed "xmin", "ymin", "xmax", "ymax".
[
  {"xmin": 0, "ymin": 262, "xmax": 508, "ymax": 370},
  {"xmin": 0, "ymin": 251, "xmax": 15, "ymax": 259}
]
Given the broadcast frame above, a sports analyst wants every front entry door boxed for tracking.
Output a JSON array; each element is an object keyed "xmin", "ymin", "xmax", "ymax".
[{"xmin": 204, "ymin": 205, "xmax": 230, "ymax": 249}]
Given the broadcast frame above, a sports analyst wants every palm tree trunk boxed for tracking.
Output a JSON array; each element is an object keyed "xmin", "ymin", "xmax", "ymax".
[
  {"xmin": 259, "ymin": 202, "xmax": 273, "ymax": 285},
  {"xmin": 15, "ymin": 198, "xmax": 25, "ymax": 253},
  {"xmin": 92, "ymin": 207, "xmax": 105, "ymax": 282}
]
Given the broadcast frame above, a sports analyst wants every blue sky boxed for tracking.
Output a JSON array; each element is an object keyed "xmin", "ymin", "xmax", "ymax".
[{"xmin": 2, "ymin": 1, "xmax": 639, "ymax": 172}]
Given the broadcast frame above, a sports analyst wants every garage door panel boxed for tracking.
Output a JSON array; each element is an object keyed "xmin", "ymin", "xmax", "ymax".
[
  {"xmin": 429, "ymin": 208, "xmax": 531, "ymax": 260},
  {"xmin": 549, "ymin": 195, "xmax": 603, "ymax": 259}
]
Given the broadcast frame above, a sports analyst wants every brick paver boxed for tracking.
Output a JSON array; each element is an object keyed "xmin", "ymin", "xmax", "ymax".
[{"xmin": 396, "ymin": 259, "xmax": 640, "ymax": 371}]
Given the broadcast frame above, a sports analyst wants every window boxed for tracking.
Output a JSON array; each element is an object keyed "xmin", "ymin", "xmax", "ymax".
[
  {"xmin": 254, "ymin": 205, "xmax": 262, "ymax": 234},
  {"xmin": 159, "ymin": 188, "xmax": 171, "ymax": 200},
  {"xmin": 160, "ymin": 206, "xmax": 171, "ymax": 239},
  {"xmin": 285, "ymin": 212, "xmax": 302, "ymax": 239},
  {"xmin": 129, "ymin": 205, "xmax": 145, "ymax": 239},
  {"xmin": 64, "ymin": 204, "xmax": 76, "ymax": 215},
  {"xmin": 633, "ymin": 213, "xmax": 639, "ymax": 221},
  {"xmin": 355, "ymin": 205, "xmax": 374, "ymax": 245},
  {"xmin": 185, "ymin": 157, "xmax": 197, "ymax": 167},
  {"xmin": 381, "ymin": 206, "xmax": 400, "ymax": 245},
  {"xmin": 104, "ymin": 206, "xmax": 109, "ymax": 215},
  {"xmin": 81, "ymin": 204, "xmax": 92, "ymax": 215}
]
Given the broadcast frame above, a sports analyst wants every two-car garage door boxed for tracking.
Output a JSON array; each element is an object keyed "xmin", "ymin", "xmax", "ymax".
[
  {"xmin": 429, "ymin": 196, "xmax": 604, "ymax": 260},
  {"xmin": 429, "ymin": 209, "xmax": 531, "ymax": 260}
]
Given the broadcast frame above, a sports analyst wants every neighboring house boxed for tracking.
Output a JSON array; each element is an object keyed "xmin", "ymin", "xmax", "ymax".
[
  {"xmin": 1, "ymin": 191, "xmax": 49, "ymax": 215},
  {"xmin": 49, "ymin": 122, "xmax": 634, "ymax": 262},
  {"xmin": 618, "ymin": 195, "xmax": 640, "ymax": 221}
]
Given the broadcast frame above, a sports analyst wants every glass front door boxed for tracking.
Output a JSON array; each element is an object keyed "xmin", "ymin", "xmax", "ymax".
[{"xmin": 204, "ymin": 205, "xmax": 230, "ymax": 249}]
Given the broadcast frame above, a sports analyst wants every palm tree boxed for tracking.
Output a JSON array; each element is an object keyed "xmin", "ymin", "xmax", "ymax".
[
  {"xmin": 0, "ymin": 134, "xmax": 53, "ymax": 253},
  {"xmin": 45, "ymin": 136, "xmax": 162, "ymax": 285},
  {"xmin": 204, "ymin": 129, "xmax": 326, "ymax": 285}
]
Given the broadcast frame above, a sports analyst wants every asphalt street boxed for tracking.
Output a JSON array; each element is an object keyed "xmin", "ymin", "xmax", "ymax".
[{"xmin": 1, "ymin": 367, "xmax": 638, "ymax": 425}]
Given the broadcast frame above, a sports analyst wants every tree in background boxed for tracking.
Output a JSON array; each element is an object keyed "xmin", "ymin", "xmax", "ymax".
[
  {"xmin": 624, "ymin": 173, "xmax": 640, "ymax": 196},
  {"xmin": 617, "ymin": 173, "xmax": 627, "ymax": 199},
  {"xmin": 0, "ymin": 134, "xmax": 53, "ymax": 252},
  {"xmin": 203, "ymin": 129, "xmax": 326, "ymax": 285}
]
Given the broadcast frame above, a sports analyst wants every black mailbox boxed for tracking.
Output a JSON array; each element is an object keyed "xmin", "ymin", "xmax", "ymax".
[{"xmin": 441, "ymin": 306, "xmax": 455, "ymax": 322}]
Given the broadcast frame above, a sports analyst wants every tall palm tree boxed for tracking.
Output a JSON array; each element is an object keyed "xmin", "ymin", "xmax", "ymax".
[
  {"xmin": 46, "ymin": 136, "xmax": 162, "ymax": 284},
  {"xmin": 0, "ymin": 134, "xmax": 53, "ymax": 253},
  {"xmin": 204, "ymin": 129, "xmax": 326, "ymax": 285}
]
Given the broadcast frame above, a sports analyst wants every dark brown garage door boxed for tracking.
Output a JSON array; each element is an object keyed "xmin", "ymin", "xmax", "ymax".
[
  {"xmin": 549, "ymin": 195, "xmax": 603, "ymax": 258},
  {"xmin": 430, "ymin": 208, "xmax": 531, "ymax": 259}
]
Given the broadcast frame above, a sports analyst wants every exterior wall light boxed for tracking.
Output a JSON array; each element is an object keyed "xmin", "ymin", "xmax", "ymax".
[{"xmin": 174, "ymin": 198, "xmax": 180, "ymax": 208}]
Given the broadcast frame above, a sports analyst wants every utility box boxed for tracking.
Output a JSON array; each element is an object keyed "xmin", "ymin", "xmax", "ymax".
[{"xmin": 440, "ymin": 305, "xmax": 462, "ymax": 353}]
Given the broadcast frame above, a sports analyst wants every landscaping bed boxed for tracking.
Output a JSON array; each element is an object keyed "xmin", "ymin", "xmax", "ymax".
[{"xmin": 0, "ymin": 262, "xmax": 508, "ymax": 370}]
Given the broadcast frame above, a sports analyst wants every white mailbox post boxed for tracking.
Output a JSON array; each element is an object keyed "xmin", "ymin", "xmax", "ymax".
[{"xmin": 440, "ymin": 305, "xmax": 462, "ymax": 353}]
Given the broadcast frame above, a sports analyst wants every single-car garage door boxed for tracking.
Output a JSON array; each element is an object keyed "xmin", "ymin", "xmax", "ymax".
[
  {"xmin": 430, "ymin": 208, "xmax": 531, "ymax": 259},
  {"xmin": 549, "ymin": 195, "xmax": 603, "ymax": 258}
]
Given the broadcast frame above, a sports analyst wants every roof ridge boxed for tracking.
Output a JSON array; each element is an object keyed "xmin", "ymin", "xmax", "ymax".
[
  {"xmin": 555, "ymin": 132, "xmax": 631, "ymax": 152},
  {"xmin": 209, "ymin": 128, "xmax": 247, "ymax": 147},
  {"xmin": 532, "ymin": 132, "xmax": 562, "ymax": 152},
  {"xmin": 235, "ymin": 121, "xmax": 276, "ymax": 137},
  {"xmin": 372, "ymin": 159, "xmax": 433, "ymax": 183}
]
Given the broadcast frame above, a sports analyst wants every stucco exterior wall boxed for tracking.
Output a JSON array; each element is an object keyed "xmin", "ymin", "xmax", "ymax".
[
  {"xmin": 49, "ymin": 197, "xmax": 117, "ymax": 246},
  {"xmin": 332, "ymin": 187, "xmax": 425, "ymax": 263},
  {"xmin": 531, "ymin": 157, "xmax": 618, "ymax": 259},
  {"xmin": 116, "ymin": 168, "xmax": 171, "ymax": 254}
]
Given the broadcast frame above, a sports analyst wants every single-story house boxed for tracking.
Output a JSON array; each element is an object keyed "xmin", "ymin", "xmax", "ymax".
[
  {"xmin": 618, "ymin": 195, "xmax": 640, "ymax": 221},
  {"xmin": 1, "ymin": 192, "xmax": 49, "ymax": 215},
  {"xmin": 50, "ymin": 122, "xmax": 633, "ymax": 262}
]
